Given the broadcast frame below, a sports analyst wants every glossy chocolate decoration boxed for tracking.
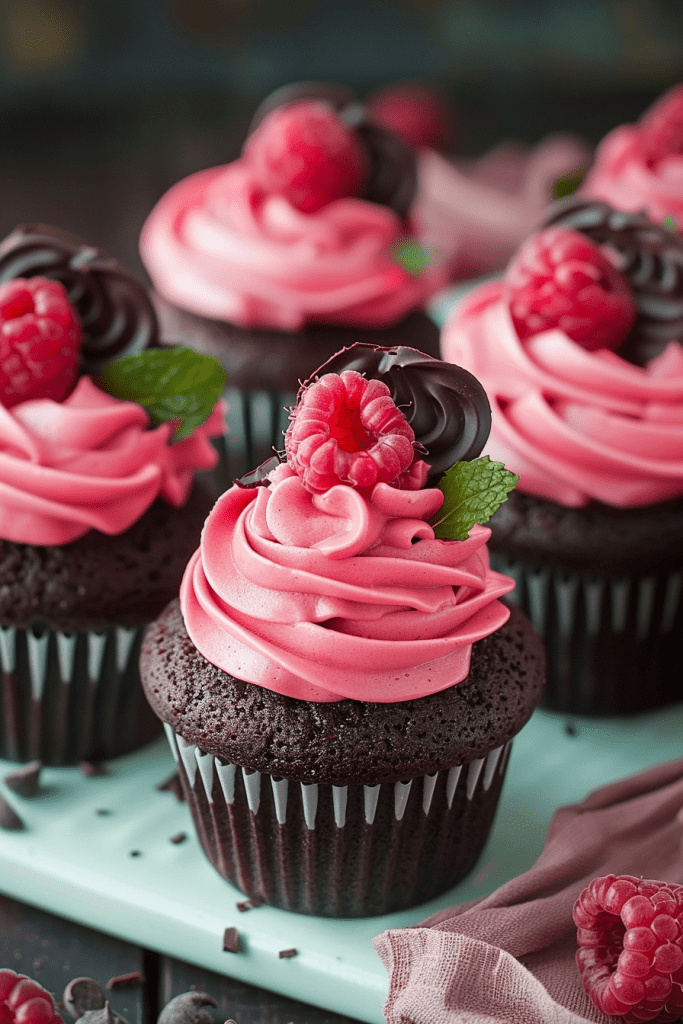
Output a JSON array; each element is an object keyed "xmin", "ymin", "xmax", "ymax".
[
  {"xmin": 545, "ymin": 198, "xmax": 683, "ymax": 364},
  {"xmin": 246, "ymin": 81, "xmax": 417, "ymax": 219},
  {"xmin": 0, "ymin": 224, "xmax": 158, "ymax": 373},
  {"xmin": 306, "ymin": 344, "xmax": 492, "ymax": 481}
]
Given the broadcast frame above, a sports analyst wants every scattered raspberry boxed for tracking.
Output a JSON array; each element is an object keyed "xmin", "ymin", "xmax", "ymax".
[
  {"xmin": 243, "ymin": 100, "xmax": 368, "ymax": 213},
  {"xmin": 505, "ymin": 226, "xmax": 636, "ymax": 352},
  {"xmin": 367, "ymin": 82, "xmax": 458, "ymax": 153},
  {"xmin": 0, "ymin": 277, "xmax": 81, "ymax": 408},
  {"xmin": 574, "ymin": 873, "xmax": 683, "ymax": 1022},
  {"xmin": 639, "ymin": 84, "xmax": 683, "ymax": 165},
  {"xmin": 285, "ymin": 370, "xmax": 422, "ymax": 493},
  {"xmin": 0, "ymin": 970, "xmax": 63, "ymax": 1024}
]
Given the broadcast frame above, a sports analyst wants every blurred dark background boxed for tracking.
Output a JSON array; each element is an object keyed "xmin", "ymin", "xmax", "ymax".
[{"xmin": 1, "ymin": 0, "xmax": 682, "ymax": 273}]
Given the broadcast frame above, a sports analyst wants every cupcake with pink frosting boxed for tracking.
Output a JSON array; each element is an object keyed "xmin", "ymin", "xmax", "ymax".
[
  {"xmin": 139, "ymin": 82, "xmax": 448, "ymax": 478},
  {"xmin": 140, "ymin": 344, "xmax": 544, "ymax": 917},
  {"xmin": 583, "ymin": 83, "xmax": 683, "ymax": 233},
  {"xmin": 0, "ymin": 224, "xmax": 225, "ymax": 765},
  {"xmin": 442, "ymin": 197, "xmax": 683, "ymax": 716}
]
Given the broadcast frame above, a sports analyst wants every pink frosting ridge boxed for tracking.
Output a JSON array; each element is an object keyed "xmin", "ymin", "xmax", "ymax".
[
  {"xmin": 583, "ymin": 124, "xmax": 683, "ymax": 228},
  {"xmin": 180, "ymin": 463, "xmax": 513, "ymax": 703},
  {"xmin": 442, "ymin": 282, "xmax": 683, "ymax": 508},
  {"xmin": 413, "ymin": 135, "xmax": 591, "ymax": 280},
  {"xmin": 0, "ymin": 376, "xmax": 223, "ymax": 545},
  {"xmin": 140, "ymin": 162, "xmax": 447, "ymax": 332}
]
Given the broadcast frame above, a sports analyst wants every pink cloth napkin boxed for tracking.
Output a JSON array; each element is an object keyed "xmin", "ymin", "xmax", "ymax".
[{"xmin": 374, "ymin": 756, "xmax": 683, "ymax": 1024}]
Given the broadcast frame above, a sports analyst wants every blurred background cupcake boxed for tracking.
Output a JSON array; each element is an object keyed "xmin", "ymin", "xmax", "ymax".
[
  {"xmin": 0, "ymin": 224, "xmax": 224, "ymax": 764},
  {"xmin": 441, "ymin": 198, "xmax": 683, "ymax": 716},
  {"xmin": 140, "ymin": 344, "xmax": 545, "ymax": 917}
]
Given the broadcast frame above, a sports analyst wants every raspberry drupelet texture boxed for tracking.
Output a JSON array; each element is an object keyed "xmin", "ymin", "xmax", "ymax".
[
  {"xmin": 505, "ymin": 226, "xmax": 637, "ymax": 352},
  {"xmin": 0, "ymin": 277, "xmax": 81, "ymax": 408},
  {"xmin": 0, "ymin": 970, "xmax": 63, "ymax": 1024},
  {"xmin": 574, "ymin": 874, "xmax": 683, "ymax": 1022},
  {"xmin": 243, "ymin": 99, "xmax": 368, "ymax": 213},
  {"xmin": 639, "ymin": 84, "xmax": 683, "ymax": 165},
  {"xmin": 284, "ymin": 369, "xmax": 427, "ymax": 494}
]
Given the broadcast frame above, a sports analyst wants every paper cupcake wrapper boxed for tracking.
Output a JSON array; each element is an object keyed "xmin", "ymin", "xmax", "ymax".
[
  {"xmin": 0, "ymin": 623, "xmax": 160, "ymax": 765},
  {"xmin": 212, "ymin": 386, "xmax": 295, "ymax": 492},
  {"xmin": 165, "ymin": 724, "xmax": 512, "ymax": 917},
  {"xmin": 495, "ymin": 556, "xmax": 683, "ymax": 716}
]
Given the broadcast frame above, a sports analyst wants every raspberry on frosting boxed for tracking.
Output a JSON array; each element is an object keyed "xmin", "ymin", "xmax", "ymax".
[
  {"xmin": 284, "ymin": 370, "xmax": 426, "ymax": 493},
  {"xmin": 0, "ymin": 277, "xmax": 81, "ymax": 408},
  {"xmin": 243, "ymin": 99, "xmax": 368, "ymax": 213},
  {"xmin": 574, "ymin": 874, "xmax": 683, "ymax": 1022},
  {"xmin": 505, "ymin": 226, "xmax": 637, "ymax": 352}
]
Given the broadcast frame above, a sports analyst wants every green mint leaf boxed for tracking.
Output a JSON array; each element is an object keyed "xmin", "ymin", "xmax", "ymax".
[
  {"xmin": 664, "ymin": 214, "xmax": 678, "ymax": 233},
  {"xmin": 98, "ymin": 347, "xmax": 225, "ymax": 442},
  {"xmin": 392, "ymin": 238, "xmax": 439, "ymax": 275},
  {"xmin": 431, "ymin": 457, "xmax": 519, "ymax": 541},
  {"xmin": 553, "ymin": 167, "xmax": 587, "ymax": 201}
]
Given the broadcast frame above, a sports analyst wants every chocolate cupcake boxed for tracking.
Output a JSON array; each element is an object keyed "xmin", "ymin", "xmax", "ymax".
[
  {"xmin": 140, "ymin": 345, "xmax": 544, "ymax": 917},
  {"xmin": 0, "ymin": 224, "xmax": 225, "ymax": 764},
  {"xmin": 139, "ymin": 82, "xmax": 447, "ymax": 482},
  {"xmin": 442, "ymin": 199, "xmax": 683, "ymax": 716}
]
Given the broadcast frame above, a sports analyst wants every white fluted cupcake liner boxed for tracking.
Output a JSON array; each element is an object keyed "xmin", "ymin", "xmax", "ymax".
[
  {"xmin": 0, "ymin": 622, "xmax": 160, "ymax": 765},
  {"xmin": 164, "ymin": 724, "xmax": 512, "ymax": 917},
  {"xmin": 496, "ymin": 556, "xmax": 683, "ymax": 715}
]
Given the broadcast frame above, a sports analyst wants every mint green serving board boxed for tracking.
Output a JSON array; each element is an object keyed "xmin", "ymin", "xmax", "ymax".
[{"xmin": 1, "ymin": 705, "xmax": 682, "ymax": 1023}]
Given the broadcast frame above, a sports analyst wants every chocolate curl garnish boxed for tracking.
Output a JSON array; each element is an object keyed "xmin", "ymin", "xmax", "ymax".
[
  {"xmin": 247, "ymin": 82, "xmax": 417, "ymax": 219},
  {"xmin": 0, "ymin": 224, "xmax": 159, "ymax": 373},
  {"xmin": 306, "ymin": 344, "xmax": 492, "ymax": 483},
  {"xmin": 545, "ymin": 199, "xmax": 683, "ymax": 364}
]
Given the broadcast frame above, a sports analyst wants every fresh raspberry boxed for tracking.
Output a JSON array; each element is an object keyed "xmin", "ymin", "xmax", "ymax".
[
  {"xmin": 639, "ymin": 84, "xmax": 683, "ymax": 165},
  {"xmin": 0, "ymin": 970, "xmax": 62, "ymax": 1024},
  {"xmin": 574, "ymin": 874, "xmax": 683, "ymax": 1023},
  {"xmin": 285, "ymin": 370, "xmax": 423, "ymax": 493},
  {"xmin": 243, "ymin": 100, "xmax": 368, "ymax": 213},
  {"xmin": 0, "ymin": 277, "xmax": 81, "ymax": 408},
  {"xmin": 505, "ymin": 226, "xmax": 637, "ymax": 352},
  {"xmin": 367, "ymin": 82, "xmax": 458, "ymax": 153}
]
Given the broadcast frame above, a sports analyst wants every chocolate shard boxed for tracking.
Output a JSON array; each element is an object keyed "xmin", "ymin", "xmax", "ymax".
[
  {"xmin": 105, "ymin": 972, "xmax": 142, "ymax": 990},
  {"xmin": 234, "ymin": 454, "xmax": 283, "ymax": 489},
  {"xmin": 222, "ymin": 927, "xmax": 240, "ymax": 953},
  {"xmin": 304, "ymin": 343, "xmax": 492, "ymax": 481},
  {"xmin": 156, "ymin": 772, "xmax": 186, "ymax": 802},
  {"xmin": 0, "ymin": 794, "xmax": 24, "ymax": 831},
  {"xmin": 3, "ymin": 759, "xmax": 41, "ymax": 797},
  {"xmin": 79, "ymin": 1002, "xmax": 129, "ymax": 1024},
  {"xmin": 157, "ymin": 992, "xmax": 217, "ymax": 1024},
  {"xmin": 278, "ymin": 948, "xmax": 298, "ymax": 959},
  {"xmin": 64, "ymin": 978, "xmax": 106, "ymax": 1019}
]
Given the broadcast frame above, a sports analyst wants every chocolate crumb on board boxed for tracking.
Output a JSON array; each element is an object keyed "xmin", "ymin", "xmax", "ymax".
[
  {"xmin": 222, "ymin": 927, "xmax": 240, "ymax": 953},
  {"xmin": 278, "ymin": 948, "xmax": 297, "ymax": 959},
  {"xmin": 106, "ymin": 972, "xmax": 142, "ymax": 989},
  {"xmin": 79, "ymin": 760, "xmax": 109, "ymax": 777},
  {"xmin": 129, "ymin": 850, "xmax": 141, "ymax": 857},
  {"xmin": 564, "ymin": 721, "xmax": 578, "ymax": 737},
  {"xmin": 95, "ymin": 808, "xmax": 111, "ymax": 816},
  {"xmin": 170, "ymin": 832, "xmax": 187, "ymax": 844},
  {"xmin": 235, "ymin": 896, "xmax": 263, "ymax": 911},
  {"xmin": 156, "ymin": 772, "xmax": 186, "ymax": 801},
  {"xmin": 3, "ymin": 759, "xmax": 41, "ymax": 797},
  {"xmin": 0, "ymin": 793, "xmax": 24, "ymax": 831},
  {"xmin": 63, "ymin": 977, "xmax": 106, "ymax": 1019}
]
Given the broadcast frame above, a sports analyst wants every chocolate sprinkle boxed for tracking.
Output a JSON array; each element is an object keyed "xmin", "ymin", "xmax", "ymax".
[
  {"xmin": 157, "ymin": 993, "xmax": 217, "ymax": 1024},
  {"xmin": 235, "ymin": 896, "xmax": 263, "ymax": 911},
  {"xmin": 278, "ymin": 948, "xmax": 298, "ymax": 959},
  {"xmin": 79, "ymin": 760, "xmax": 108, "ymax": 777},
  {"xmin": 106, "ymin": 972, "xmax": 142, "ymax": 990},
  {"xmin": 0, "ymin": 225, "xmax": 159, "ymax": 373},
  {"xmin": 545, "ymin": 198, "xmax": 683, "ymax": 364},
  {"xmin": 222, "ymin": 927, "xmax": 240, "ymax": 953},
  {"xmin": 3, "ymin": 760, "xmax": 41, "ymax": 797},
  {"xmin": 0, "ymin": 794, "xmax": 24, "ymax": 831},
  {"xmin": 305, "ymin": 343, "xmax": 492, "ymax": 481},
  {"xmin": 63, "ymin": 978, "xmax": 106, "ymax": 1019},
  {"xmin": 170, "ymin": 832, "xmax": 187, "ymax": 844},
  {"xmin": 156, "ymin": 772, "xmax": 186, "ymax": 802}
]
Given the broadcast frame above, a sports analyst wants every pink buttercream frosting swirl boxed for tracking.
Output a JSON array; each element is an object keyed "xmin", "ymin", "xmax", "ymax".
[
  {"xmin": 139, "ymin": 161, "xmax": 447, "ymax": 332},
  {"xmin": 442, "ymin": 282, "xmax": 683, "ymax": 508},
  {"xmin": 180, "ymin": 463, "xmax": 513, "ymax": 703},
  {"xmin": 583, "ymin": 124, "xmax": 683, "ymax": 229},
  {"xmin": 0, "ymin": 376, "xmax": 223, "ymax": 545}
]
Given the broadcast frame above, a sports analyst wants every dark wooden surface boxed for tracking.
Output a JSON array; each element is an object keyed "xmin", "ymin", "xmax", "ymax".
[{"xmin": 0, "ymin": 892, "xmax": 363, "ymax": 1024}]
